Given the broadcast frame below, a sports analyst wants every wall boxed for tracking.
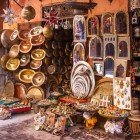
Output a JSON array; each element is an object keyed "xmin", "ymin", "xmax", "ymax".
[
  {"xmin": 0, "ymin": 0, "xmax": 6, "ymax": 29},
  {"xmin": 6, "ymin": 0, "xmax": 128, "ymax": 25}
]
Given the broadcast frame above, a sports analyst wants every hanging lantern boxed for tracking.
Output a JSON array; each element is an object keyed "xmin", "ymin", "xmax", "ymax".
[
  {"xmin": 42, "ymin": 25, "xmax": 53, "ymax": 40},
  {"xmin": 21, "ymin": 6, "xmax": 36, "ymax": 21}
]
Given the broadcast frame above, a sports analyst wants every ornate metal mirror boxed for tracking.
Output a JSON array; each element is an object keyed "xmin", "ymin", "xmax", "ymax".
[
  {"xmin": 104, "ymin": 57, "xmax": 114, "ymax": 78},
  {"xmin": 89, "ymin": 36, "xmax": 103, "ymax": 59},
  {"xmin": 93, "ymin": 61, "xmax": 104, "ymax": 76},
  {"xmin": 101, "ymin": 13, "xmax": 114, "ymax": 35},
  {"xmin": 105, "ymin": 43, "xmax": 115, "ymax": 57},
  {"xmin": 73, "ymin": 15, "xmax": 86, "ymax": 42},
  {"xmin": 87, "ymin": 16, "xmax": 99, "ymax": 36},
  {"xmin": 73, "ymin": 43, "xmax": 85, "ymax": 64},
  {"xmin": 115, "ymin": 11, "xmax": 129, "ymax": 36},
  {"xmin": 117, "ymin": 37, "xmax": 130, "ymax": 60},
  {"xmin": 104, "ymin": 35, "xmax": 117, "ymax": 59}
]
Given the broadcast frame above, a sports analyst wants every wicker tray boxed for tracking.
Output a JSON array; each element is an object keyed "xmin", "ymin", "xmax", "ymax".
[
  {"xmin": 98, "ymin": 112, "xmax": 126, "ymax": 120},
  {"xmin": 74, "ymin": 103, "xmax": 99, "ymax": 113},
  {"xmin": 91, "ymin": 78, "xmax": 113, "ymax": 101}
]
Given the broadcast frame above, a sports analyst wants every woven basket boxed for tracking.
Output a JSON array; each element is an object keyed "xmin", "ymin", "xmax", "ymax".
[{"xmin": 128, "ymin": 118, "xmax": 140, "ymax": 136}]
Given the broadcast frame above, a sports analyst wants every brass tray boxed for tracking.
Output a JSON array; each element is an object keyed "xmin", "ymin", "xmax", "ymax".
[
  {"xmin": 27, "ymin": 86, "xmax": 44, "ymax": 101},
  {"xmin": 91, "ymin": 78, "xmax": 113, "ymax": 101}
]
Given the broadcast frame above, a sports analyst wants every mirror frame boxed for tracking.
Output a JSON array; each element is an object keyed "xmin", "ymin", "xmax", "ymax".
[
  {"xmin": 103, "ymin": 35, "xmax": 117, "ymax": 59},
  {"xmin": 104, "ymin": 56, "xmax": 115, "ymax": 78},
  {"xmin": 73, "ymin": 15, "xmax": 86, "ymax": 42},
  {"xmin": 114, "ymin": 11, "xmax": 129, "ymax": 36},
  {"xmin": 101, "ymin": 13, "xmax": 114, "ymax": 35},
  {"xmin": 93, "ymin": 61, "xmax": 104, "ymax": 76},
  {"xmin": 117, "ymin": 37, "xmax": 130, "ymax": 60},
  {"xmin": 114, "ymin": 59, "xmax": 127, "ymax": 79},
  {"xmin": 73, "ymin": 43, "xmax": 85, "ymax": 65},
  {"xmin": 89, "ymin": 35, "xmax": 103, "ymax": 60},
  {"xmin": 86, "ymin": 16, "xmax": 99, "ymax": 37}
]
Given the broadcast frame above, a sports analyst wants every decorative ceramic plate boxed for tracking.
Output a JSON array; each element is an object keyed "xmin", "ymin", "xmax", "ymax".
[{"xmin": 71, "ymin": 61, "xmax": 95, "ymax": 99}]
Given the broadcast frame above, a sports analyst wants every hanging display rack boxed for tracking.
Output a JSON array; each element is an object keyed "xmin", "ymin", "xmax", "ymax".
[{"xmin": 42, "ymin": 0, "xmax": 97, "ymax": 19}]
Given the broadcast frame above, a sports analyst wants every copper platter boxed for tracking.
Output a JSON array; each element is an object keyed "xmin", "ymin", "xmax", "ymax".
[
  {"xmin": 19, "ymin": 69, "xmax": 35, "ymax": 83},
  {"xmin": 27, "ymin": 86, "xmax": 44, "ymax": 101}
]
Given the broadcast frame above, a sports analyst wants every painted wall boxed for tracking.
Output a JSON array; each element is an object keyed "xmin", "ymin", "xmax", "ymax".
[{"xmin": 7, "ymin": 0, "xmax": 128, "ymax": 24}]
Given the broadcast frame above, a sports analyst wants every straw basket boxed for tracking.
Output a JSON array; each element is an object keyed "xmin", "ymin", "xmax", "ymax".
[{"xmin": 128, "ymin": 110, "xmax": 140, "ymax": 136}]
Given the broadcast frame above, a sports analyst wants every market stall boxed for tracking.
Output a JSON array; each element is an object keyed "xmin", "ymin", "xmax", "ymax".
[{"xmin": 0, "ymin": 0, "xmax": 140, "ymax": 139}]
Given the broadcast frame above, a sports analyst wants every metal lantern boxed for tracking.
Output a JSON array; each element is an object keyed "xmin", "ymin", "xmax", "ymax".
[
  {"xmin": 21, "ymin": 6, "xmax": 36, "ymax": 21},
  {"xmin": 43, "ymin": 25, "xmax": 53, "ymax": 40}
]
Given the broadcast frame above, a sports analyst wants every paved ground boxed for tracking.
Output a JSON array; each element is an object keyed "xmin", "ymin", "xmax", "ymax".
[
  {"xmin": 0, "ymin": 112, "xmax": 34, "ymax": 127},
  {"xmin": 0, "ymin": 111, "xmax": 74, "ymax": 140}
]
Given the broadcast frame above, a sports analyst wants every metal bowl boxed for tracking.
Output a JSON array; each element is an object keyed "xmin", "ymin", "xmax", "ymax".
[
  {"xmin": 30, "ymin": 59, "xmax": 42, "ymax": 70},
  {"xmin": 19, "ymin": 40, "xmax": 32, "ymax": 53},
  {"xmin": 31, "ymin": 49, "xmax": 46, "ymax": 60},
  {"xmin": 20, "ymin": 53, "xmax": 30, "ymax": 67},
  {"xmin": 29, "ymin": 26, "xmax": 43, "ymax": 37},
  {"xmin": 0, "ymin": 54, "xmax": 10, "ymax": 69},
  {"xmin": 6, "ymin": 58, "xmax": 20, "ymax": 71},
  {"xmin": 19, "ymin": 69, "xmax": 35, "ymax": 83},
  {"xmin": 9, "ymin": 44, "xmax": 20, "ymax": 58},
  {"xmin": 18, "ymin": 30, "xmax": 30, "ymax": 41},
  {"xmin": 32, "ymin": 72, "xmax": 46, "ymax": 86},
  {"xmin": 30, "ymin": 34, "xmax": 45, "ymax": 46},
  {"xmin": 1, "ymin": 29, "xmax": 17, "ymax": 48}
]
